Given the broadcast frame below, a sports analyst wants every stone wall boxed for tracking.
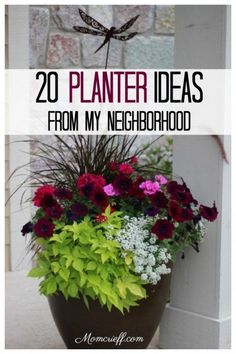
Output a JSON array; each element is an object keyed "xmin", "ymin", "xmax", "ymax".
[{"xmin": 30, "ymin": 5, "xmax": 175, "ymax": 69}]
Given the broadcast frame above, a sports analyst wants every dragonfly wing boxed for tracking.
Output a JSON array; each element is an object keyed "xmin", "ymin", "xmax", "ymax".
[
  {"xmin": 113, "ymin": 32, "xmax": 138, "ymax": 41},
  {"xmin": 113, "ymin": 15, "xmax": 139, "ymax": 34},
  {"xmin": 73, "ymin": 26, "xmax": 105, "ymax": 36},
  {"xmin": 79, "ymin": 8, "xmax": 109, "ymax": 33}
]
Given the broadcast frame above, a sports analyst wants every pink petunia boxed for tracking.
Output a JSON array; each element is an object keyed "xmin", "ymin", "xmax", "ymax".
[
  {"xmin": 139, "ymin": 180, "xmax": 160, "ymax": 195},
  {"xmin": 103, "ymin": 184, "xmax": 119, "ymax": 196},
  {"xmin": 154, "ymin": 175, "xmax": 168, "ymax": 185}
]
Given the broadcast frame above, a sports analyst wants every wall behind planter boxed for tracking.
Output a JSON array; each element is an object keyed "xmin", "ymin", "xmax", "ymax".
[{"xmin": 29, "ymin": 5, "xmax": 175, "ymax": 69}]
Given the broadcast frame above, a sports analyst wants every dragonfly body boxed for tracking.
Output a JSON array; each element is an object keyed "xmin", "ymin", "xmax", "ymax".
[
  {"xmin": 94, "ymin": 27, "xmax": 116, "ymax": 53},
  {"xmin": 74, "ymin": 9, "xmax": 139, "ymax": 57}
]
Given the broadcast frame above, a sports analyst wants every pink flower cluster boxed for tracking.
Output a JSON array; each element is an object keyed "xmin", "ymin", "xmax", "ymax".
[{"xmin": 139, "ymin": 175, "xmax": 167, "ymax": 195}]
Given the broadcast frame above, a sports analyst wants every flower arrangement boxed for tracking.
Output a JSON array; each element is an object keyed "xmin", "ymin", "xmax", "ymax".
[{"xmin": 20, "ymin": 136, "xmax": 218, "ymax": 314}]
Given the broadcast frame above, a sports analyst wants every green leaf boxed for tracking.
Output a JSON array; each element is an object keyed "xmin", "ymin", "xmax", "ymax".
[
  {"xmin": 104, "ymin": 205, "xmax": 111, "ymax": 216},
  {"xmin": 101, "ymin": 253, "xmax": 109, "ymax": 263},
  {"xmin": 78, "ymin": 273, "xmax": 87, "ymax": 287},
  {"xmin": 72, "ymin": 259, "xmax": 84, "ymax": 272},
  {"xmin": 100, "ymin": 269, "xmax": 109, "ymax": 280},
  {"xmin": 100, "ymin": 281, "xmax": 112, "ymax": 296},
  {"xmin": 65, "ymin": 256, "xmax": 73, "ymax": 268},
  {"xmin": 50, "ymin": 234, "xmax": 63, "ymax": 243},
  {"xmin": 27, "ymin": 268, "xmax": 47, "ymax": 278},
  {"xmin": 116, "ymin": 280, "xmax": 127, "ymax": 298},
  {"xmin": 46, "ymin": 280, "xmax": 57, "ymax": 295},
  {"xmin": 125, "ymin": 254, "xmax": 133, "ymax": 266},
  {"xmin": 51, "ymin": 262, "xmax": 60, "ymax": 274},
  {"xmin": 78, "ymin": 233, "xmax": 90, "ymax": 244},
  {"xmin": 60, "ymin": 246, "xmax": 71, "ymax": 255},
  {"xmin": 59, "ymin": 268, "xmax": 70, "ymax": 281},
  {"xmin": 86, "ymin": 261, "xmax": 97, "ymax": 271},
  {"xmin": 87, "ymin": 274, "xmax": 101, "ymax": 286},
  {"xmin": 100, "ymin": 292, "xmax": 107, "ymax": 305},
  {"xmin": 52, "ymin": 244, "xmax": 59, "ymax": 256},
  {"xmin": 67, "ymin": 282, "xmax": 79, "ymax": 298},
  {"xmin": 83, "ymin": 294, "xmax": 90, "ymax": 309},
  {"xmin": 72, "ymin": 246, "xmax": 80, "ymax": 258},
  {"xmin": 127, "ymin": 283, "xmax": 145, "ymax": 298}
]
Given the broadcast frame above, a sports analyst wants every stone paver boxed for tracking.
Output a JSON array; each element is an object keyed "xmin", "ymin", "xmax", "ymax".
[
  {"xmin": 46, "ymin": 33, "xmax": 81, "ymax": 68},
  {"xmin": 124, "ymin": 36, "xmax": 174, "ymax": 69},
  {"xmin": 51, "ymin": 5, "xmax": 88, "ymax": 31},
  {"xmin": 155, "ymin": 6, "xmax": 175, "ymax": 34},
  {"xmin": 88, "ymin": 5, "xmax": 113, "ymax": 29},
  {"xmin": 30, "ymin": 7, "xmax": 50, "ymax": 68},
  {"xmin": 82, "ymin": 35, "xmax": 122, "ymax": 68},
  {"xmin": 114, "ymin": 5, "xmax": 154, "ymax": 33}
]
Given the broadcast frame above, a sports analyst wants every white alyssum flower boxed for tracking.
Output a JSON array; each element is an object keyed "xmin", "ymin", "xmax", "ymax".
[{"xmin": 113, "ymin": 215, "xmax": 172, "ymax": 285}]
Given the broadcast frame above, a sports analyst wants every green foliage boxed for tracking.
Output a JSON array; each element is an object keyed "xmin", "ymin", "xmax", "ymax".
[
  {"xmin": 140, "ymin": 138, "xmax": 173, "ymax": 177},
  {"xmin": 28, "ymin": 208, "xmax": 146, "ymax": 313}
]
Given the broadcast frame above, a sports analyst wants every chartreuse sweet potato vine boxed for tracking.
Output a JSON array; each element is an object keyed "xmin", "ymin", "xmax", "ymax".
[{"xmin": 28, "ymin": 208, "xmax": 146, "ymax": 313}]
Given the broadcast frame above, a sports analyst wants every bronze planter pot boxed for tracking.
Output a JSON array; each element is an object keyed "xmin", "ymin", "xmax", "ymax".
[{"xmin": 48, "ymin": 272, "xmax": 171, "ymax": 349}]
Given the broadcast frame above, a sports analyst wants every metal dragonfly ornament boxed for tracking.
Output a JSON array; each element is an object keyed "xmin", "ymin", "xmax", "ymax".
[{"xmin": 73, "ymin": 9, "xmax": 139, "ymax": 69}]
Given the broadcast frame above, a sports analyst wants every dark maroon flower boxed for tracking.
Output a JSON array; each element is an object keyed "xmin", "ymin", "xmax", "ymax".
[
  {"xmin": 54, "ymin": 187, "xmax": 73, "ymax": 200},
  {"xmin": 79, "ymin": 183, "xmax": 94, "ymax": 198},
  {"xmin": 128, "ymin": 179, "xmax": 145, "ymax": 200},
  {"xmin": 21, "ymin": 221, "xmax": 33, "ymax": 236},
  {"xmin": 182, "ymin": 181, "xmax": 198, "ymax": 205},
  {"xmin": 199, "ymin": 202, "xmax": 218, "ymax": 222},
  {"xmin": 67, "ymin": 211, "xmax": 78, "ymax": 221},
  {"xmin": 113, "ymin": 175, "xmax": 133, "ymax": 195},
  {"xmin": 33, "ymin": 218, "xmax": 54, "ymax": 238},
  {"xmin": 45, "ymin": 204, "xmax": 63, "ymax": 220},
  {"xmin": 77, "ymin": 173, "xmax": 106, "ymax": 198},
  {"xmin": 90, "ymin": 188, "xmax": 108, "ymax": 208},
  {"xmin": 77, "ymin": 173, "xmax": 106, "ymax": 188},
  {"xmin": 169, "ymin": 200, "xmax": 193, "ymax": 223},
  {"xmin": 40, "ymin": 194, "xmax": 58, "ymax": 208},
  {"xmin": 135, "ymin": 175, "xmax": 145, "ymax": 184},
  {"xmin": 171, "ymin": 190, "xmax": 193, "ymax": 206},
  {"xmin": 71, "ymin": 202, "xmax": 88, "ymax": 217},
  {"xmin": 150, "ymin": 191, "xmax": 168, "ymax": 209},
  {"xmin": 167, "ymin": 180, "xmax": 196, "ymax": 206},
  {"xmin": 151, "ymin": 219, "xmax": 174, "ymax": 240},
  {"xmin": 168, "ymin": 200, "xmax": 182, "ymax": 221},
  {"xmin": 166, "ymin": 181, "xmax": 180, "ymax": 194},
  {"xmin": 144, "ymin": 207, "xmax": 159, "ymax": 217},
  {"xmin": 181, "ymin": 208, "xmax": 194, "ymax": 221},
  {"xmin": 33, "ymin": 185, "xmax": 55, "ymax": 207}
]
